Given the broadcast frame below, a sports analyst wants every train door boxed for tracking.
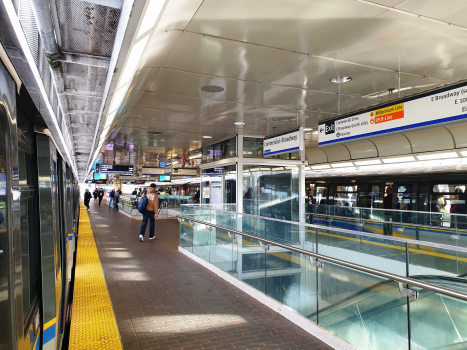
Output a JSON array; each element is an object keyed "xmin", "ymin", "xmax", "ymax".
[
  {"xmin": 0, "ymin": 62, "xmax": 16, "ymax": 350},
  {"xmin": 393, "ymin": 182, "xmax": 418, "ymax": 223},
  {"xmin": 36, "ymin": 133, "xmax": 61, "ymax": 350}
]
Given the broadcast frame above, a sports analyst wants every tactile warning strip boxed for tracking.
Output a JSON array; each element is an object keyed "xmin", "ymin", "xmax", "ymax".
[{"xmin": 69, "ymin": 204, "xmax": 123, "ymax": 350}]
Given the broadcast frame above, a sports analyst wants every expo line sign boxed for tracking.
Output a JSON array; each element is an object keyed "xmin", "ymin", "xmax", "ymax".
[{"xmin": 318, "ymin": 82, "xmax": 467, "ymax": 146}]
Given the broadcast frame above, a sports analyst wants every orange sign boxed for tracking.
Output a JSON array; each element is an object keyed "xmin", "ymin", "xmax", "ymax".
[{"xmin": 373, "ymin": 103, "xmax": 404, "ymax": 124}]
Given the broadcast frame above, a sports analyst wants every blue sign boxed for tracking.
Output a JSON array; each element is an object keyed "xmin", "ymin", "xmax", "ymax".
[{"xmin": 0, "ymin": 172, "xmax": 6, "ymax": 196}]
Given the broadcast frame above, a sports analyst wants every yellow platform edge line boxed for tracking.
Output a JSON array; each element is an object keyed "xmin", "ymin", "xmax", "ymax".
[{"xmin": 69, "ymin": 205, "xmax": 123, "ymax": 350}]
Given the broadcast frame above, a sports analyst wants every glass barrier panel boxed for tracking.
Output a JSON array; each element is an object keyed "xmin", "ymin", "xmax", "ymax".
[
  {"xmin": 192, "ymin": 221, "xmax": 211, "ymax": 262},
  {"xmin": 209, "ymin": 227, "xmax": 237, "ymax": 276},
  {"xmin": 315, "ymin": 227, "xmax": 408, "ymax": 276},
  {"xmin": 409, "ymin": 287, "xmax": 467, "ymax": 349},
  {"xmin": 241, "ymin": 236, "xmax": 266, "ymax": 294},
  {"xmin": 408, "ymin": 242, "xmax": 467, "ymax": 277},
  {"xmin": 179, "ymin": 219, "xmax": 194, "ymax": 252},
  {"xmin": 318, "ymin": 262, "xmax": 409, "ymax": 350}
]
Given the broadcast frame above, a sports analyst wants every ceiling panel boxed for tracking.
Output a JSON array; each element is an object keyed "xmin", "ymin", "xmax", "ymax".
[
  {"xmin": 146, "ymin": 69, "xmax": 257, "ymax": 102},
  {"xmin": 396, "ymin": 0, "xmax": 467, "ymax": 28},
  {"xmin": 186, "ymin": 0, "xmax": 386, "ymax": 54},
  {"xmin": 163, "ymin": 31, "xmax": 306, "ymax": 83}
]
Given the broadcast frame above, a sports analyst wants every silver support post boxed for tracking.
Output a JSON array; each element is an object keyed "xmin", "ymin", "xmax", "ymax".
[{"xmin": 236, "ymin": 129, "xmax": 244, "ymax": 280}]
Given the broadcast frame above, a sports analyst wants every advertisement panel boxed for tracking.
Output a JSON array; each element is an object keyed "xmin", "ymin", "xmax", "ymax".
[{"xmin": 318, "ymin": 82, "xmax": 467, "ymax": 146}]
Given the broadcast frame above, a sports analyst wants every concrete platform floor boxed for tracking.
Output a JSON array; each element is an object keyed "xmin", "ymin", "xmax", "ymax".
[{"xmin": 86, "ymin": 201, "xmax": 333, "ymax": 350}]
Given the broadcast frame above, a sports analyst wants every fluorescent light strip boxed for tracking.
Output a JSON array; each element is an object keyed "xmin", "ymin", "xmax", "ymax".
[
  {"xmin": 312, "ymin": 164, "xmax": 331, "ymax": 170},
  {"xmin": 104, "ymin": 111, "xmax": 117, "ymax": 130},
  {"xmin": 331, "ymin": 162, "xmax": 354, "ymax": 168},
  {"xmin": 354, "ymin": 159, "xmax": 381, "ymax": 166},
  {"xmin": 382, "ymin": 156, "xmax": 415, "ymax": 164},
  {"xmin": 416, "ymin": 152, "xmax": 458, "ymax": 160},
  {"xmin": 461, "ymin": 151, "xmax": 467, "ymax": 156},
  {"xmin": 137, "ymin": 0, "xmax": 165, "ymax": 38},
  {"xmin": 3, "ymin": 0, "xmax": 78, "ymax": 176},
  {"xmin": 108, "ymin": 87, "xmax": 128, "ymax": 114},
  {"xmin": 118, "ymin": 35, "xmax": 149, "ymax": 88}
]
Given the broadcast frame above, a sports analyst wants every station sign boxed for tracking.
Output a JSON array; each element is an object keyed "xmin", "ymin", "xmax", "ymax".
[
  {"xmin": 318, "ymin": 82, "xmax": 467, "ymax": 146},
  {"xmin": 100, "ymin": 164, "xmax": 134, "ymax": 174},
  {"xmin": 264, "ymin": 128, "xmax": 302, "ymax": 156}
]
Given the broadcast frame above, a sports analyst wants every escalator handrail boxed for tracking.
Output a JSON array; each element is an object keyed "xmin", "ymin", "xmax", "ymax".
[{"xmin": 180, "ymin": 215, "xmax": 467, "ymax": 302}]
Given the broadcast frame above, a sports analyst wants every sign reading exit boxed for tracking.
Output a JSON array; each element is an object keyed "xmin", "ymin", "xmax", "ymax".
[{"xmin": 318, "ymin": 82, "xmax": 467, "ymax": 146}]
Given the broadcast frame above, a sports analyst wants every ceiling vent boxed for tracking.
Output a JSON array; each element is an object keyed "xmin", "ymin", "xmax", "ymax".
[
  {"xmin": 201, "ymin": 85, "xmax": 224, "ymax": 92},
  {"xmin": 148, "ymin": 131, "xmax": 162, "ymax": 135}
]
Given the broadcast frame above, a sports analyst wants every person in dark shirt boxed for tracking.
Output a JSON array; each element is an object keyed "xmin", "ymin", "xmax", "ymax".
[
  {"xmin": 383, "ymin": 186, "xmax": 393, "ymax": 235},
  {"xmin": 84, "ymin": 189, "xmax": 92, "ymax": 211},
  {"xmin": 98, "ymin": 188, "xmax": 104, "ymax": 207}
]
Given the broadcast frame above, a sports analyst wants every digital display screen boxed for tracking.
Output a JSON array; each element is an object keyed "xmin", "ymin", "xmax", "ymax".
[
  {"xmin": 94, "ymin": 173, "xmax": 108, "ymax": 180},
  {"xmin": 95, "ymin": 180, "xmax": 107, "ymax": 184},
  {"xmin": 159, "ymin": 175, "xmax": 171, "ymax": 182},
  {"xmin": 160, "ymin": 162, "xmax": 166, "ymax": 168},
  {"xmin": 100, "ymin": 164, "xmax": 134, "ymax": 174},
  {"xmin": 135, "ymin": 180, "xmax": 146, "ymax": 184}
]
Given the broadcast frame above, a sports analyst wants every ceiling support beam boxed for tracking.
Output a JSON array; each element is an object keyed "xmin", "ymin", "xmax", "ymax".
[
  {"xmin": 61, "ymin": 53, "xmax": 110, "ymax": 68},
  {"xmin": 64, "ymin": 89, "xmax": 103, "ymax": 98}
]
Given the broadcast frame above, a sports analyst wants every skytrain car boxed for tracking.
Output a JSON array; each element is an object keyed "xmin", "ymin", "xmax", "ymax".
[{"xmin": 0, "ymin": 56, "xmax": 80, "ymax": 349}]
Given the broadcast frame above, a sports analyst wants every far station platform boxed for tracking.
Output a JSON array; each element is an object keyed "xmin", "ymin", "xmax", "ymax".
[{"xmin": 74, "ymin": 200, "xmax": 332, "ymax": 350}]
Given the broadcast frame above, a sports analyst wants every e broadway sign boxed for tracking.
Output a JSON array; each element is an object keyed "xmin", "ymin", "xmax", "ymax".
[
  {"xmin": 264, "ymin": 129, "xmax": 302, "ymax": 156},
  {"xmin": 318, "ymin": 82, "xmax": 467, "ymax": 146}
]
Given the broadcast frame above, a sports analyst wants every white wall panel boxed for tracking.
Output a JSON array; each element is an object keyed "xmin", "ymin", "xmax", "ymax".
[
  {"xmin": 444, "ymin": 122, "xmax": 467, "ymax": 149},
  {"xmin": 306, "ymin": 147, "xmax": 328, "ymax": 164},
  {"xmin": 345, "ymin": 139, "xmax": 378, "ymax": 159},
  {"xmin": 403, "ymin": 127, "xmax": 454, "ymax": 153},
  {"xmin": 370, "ymin": 133, "xmax": 412, "ymax": 157},
  {"xmin": 321, "ymin": 144, "xmax": 350, "ymax": 162}
]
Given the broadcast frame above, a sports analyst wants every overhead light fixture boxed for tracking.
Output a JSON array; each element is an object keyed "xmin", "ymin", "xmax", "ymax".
[
  {"xmin": 331, "ymin": 162, "xmax": 354, "ymax": 168},
  {"xmin": 416, "ymin": 152, "xmax": 458, "ymax": 160},
  {"xmin": 303, "ymin": 128, "xmax": 313, "ymax": 131},
  {"xmin": 312, "ymin": 164, "xmax": 331, "ymax": 170},
  {"xmin": 189, "ymin": 154, "xmax": 202, "ymax": 160},
  {"xmin": 354, "ymin": 159, "xmax": 382, "ymax": 166},
  {"xmin": 108, "ymin": 86, "xmax": 128, "ymax": 113},
  {"xmin": 330, "ymin": 76, "xmax": 352, "ymax": 84},
  {"xmin": 461, "ymin": 151, "xmax": 467, "ymax": 156},
  {"xmin": 118, "ymin": 35, "xmax": 150, "ymax": 88},
  {"xmin": 171, "ymin": 160, "xmax": 179, "ymax": 165},
  {"xmin": 382, "ymin": 156, "xmax": 415, "ymax": 164},
  {"xmin": 202, "ymin": 136, "xmax": 212, "ymax": 139},
  {"xmin": 201, "ymin": 85, "xmax": 224, "ymax": 93},
  {"xmin": 234, "ymin": 122, "xmax": 245, "ymax": 125},
  {"xmin": 192, "ymin": 140, "xmax": 200, "ymax": 143},
  {"xmin": 137, "ymin": 0, "xmax": 166, "ymax": 37}
]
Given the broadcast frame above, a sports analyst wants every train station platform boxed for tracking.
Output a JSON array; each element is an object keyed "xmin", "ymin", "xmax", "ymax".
[{"xmin": 77, "ymin": 201, "xmax": 332, "ymax": 350}]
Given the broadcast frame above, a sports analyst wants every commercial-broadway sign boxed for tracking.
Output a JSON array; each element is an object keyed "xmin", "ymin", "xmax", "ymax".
[
  {"xmin": 264, "ymin": 129, "xmax": 301, "ymax": 156},
  {"xmin": 318, "ymin": 82, "xmax": 467, "ymax": 146}
]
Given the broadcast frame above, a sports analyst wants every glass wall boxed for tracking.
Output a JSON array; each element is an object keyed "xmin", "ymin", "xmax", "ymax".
[
  {"xmin": 243, "ymin": 165, "xmax": 299, "ymax": 222},
  {"xmin": 202, "ymin": 136, "xmax": 236, "ymax": 163},
  {"xmin": 201, "ymin": 165, "xmax": 236, "ymax": 205}
]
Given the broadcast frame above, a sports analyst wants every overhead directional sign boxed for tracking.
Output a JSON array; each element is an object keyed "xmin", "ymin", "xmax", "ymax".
[
  {"xmin": 100, "ymin": 164, "xmax": 134, "ymax": 174},
  {"xmin": 264, "ymin": 128, "xmax": 303, "ymax": 156},
  {"xmin": 318, "ymin": 82, "xmax": 467, "ymax": 146}
]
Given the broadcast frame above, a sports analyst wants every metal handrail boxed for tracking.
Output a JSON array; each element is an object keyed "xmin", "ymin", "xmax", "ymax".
[
  {"xmin": 307, "ymin": 212, "xmax": 467, "ymax": 233},
  {"xmin": 179, "ymin": 216, "xmax": 467, "ymax": 302},
  {"xmin": 306, "ymin": 203, "xmax": 467, "ymax": 217},
  {"xmin": 181, "ymin": 205, "xmax": 467, "ymax": 254}
]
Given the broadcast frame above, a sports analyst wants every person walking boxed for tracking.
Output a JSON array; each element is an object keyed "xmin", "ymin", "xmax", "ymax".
[
  {"xmin": 98, "ymin": 188, "xmax": 104, "ymax": 207},
  {"xmin": 108, "ymin": 189, "xmax": 115, "ymax": 208},
  {"xmin": 93, "ymin": 189, "xmax": 98, "ymax": 203},
  {"xmin": 84, "ymin": 189, "xmax": 92, "ymax": 211},
  {"xmin": 139, "ymin": 183, "xmax": 159, "ymax": 242},
  {"xmin": 114, "ymin": 189, "xmax": 121, "ymax": 211}
]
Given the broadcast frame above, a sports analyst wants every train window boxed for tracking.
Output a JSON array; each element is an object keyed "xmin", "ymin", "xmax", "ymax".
[
  {"xmin": 358, "ymin": 184, "xmax": 384, "ymax": 208},
  {"xmin": 433, "ymin": 184, "xmax": 467, "ymax": 193},
  {"xmin": 396, "ymin": 184, "xmax": 416, "ymax": 212},
  {"xmin": 18, "ymin": 147, "xmax": 40, "ymax": 323},
  {"xmin": 307, "ymin": 184, "xmax": 327, "ymax": 204},
  {"xmin": 332, "ymin": 185, "xmax": 358, "ymax": 207}
]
